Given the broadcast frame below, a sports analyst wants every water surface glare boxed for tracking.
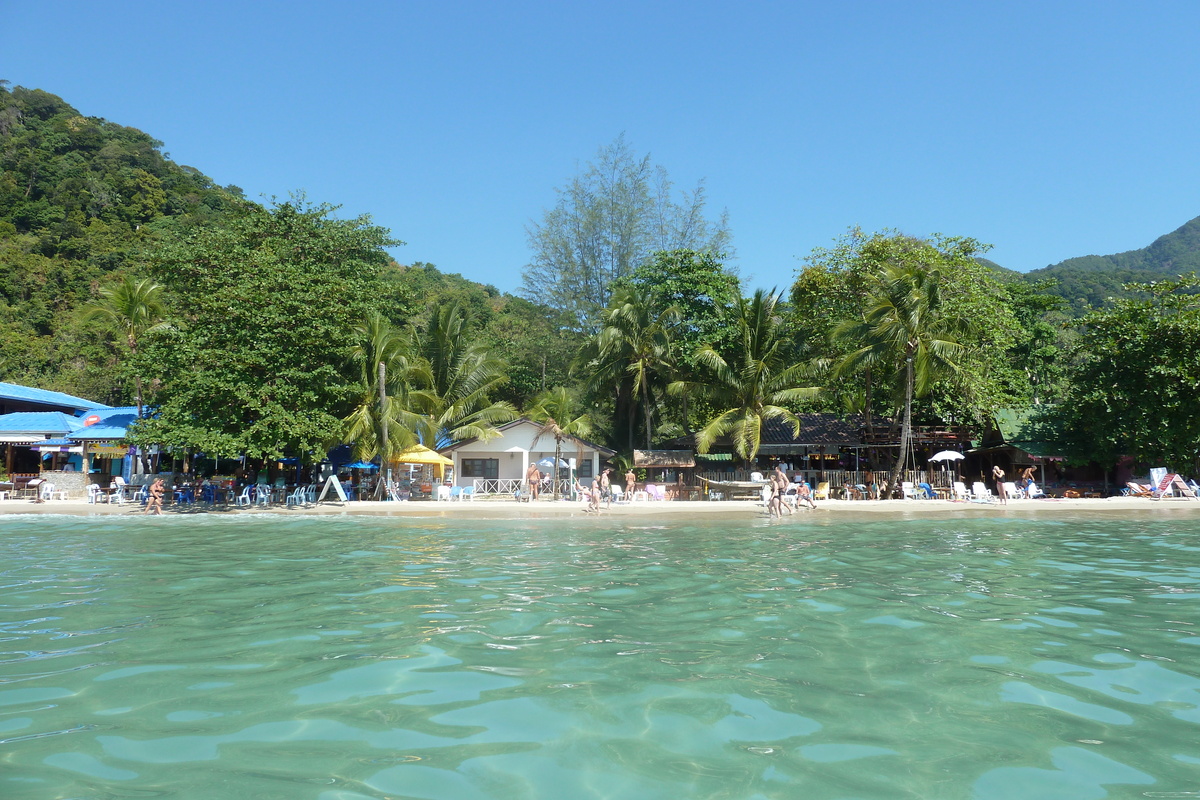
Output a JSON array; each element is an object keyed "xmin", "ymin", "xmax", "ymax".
[{"xmin": 2, "ymin": 513, "xmax": 1199, "ymax": 798}]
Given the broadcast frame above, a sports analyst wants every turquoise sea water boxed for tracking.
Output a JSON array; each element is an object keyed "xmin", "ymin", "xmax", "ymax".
[{"xmin": 1, "ymin": 512, "xmax": 1199, "ymax": 799}]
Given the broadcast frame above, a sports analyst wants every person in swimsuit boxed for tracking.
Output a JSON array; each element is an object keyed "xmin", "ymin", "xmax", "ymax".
[
  {"xmin": 147, "ymin": 477, "xmax": 165, "ymax": 515},
  {"xmin": 992, "ymin": 465, "xmax": 1007, "ymax": 505},
  {"xmin": 526, "ymin": 462, "xmax": 541, "ymax": 500}
]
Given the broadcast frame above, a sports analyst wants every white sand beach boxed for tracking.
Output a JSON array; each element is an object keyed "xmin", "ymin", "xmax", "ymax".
[{"xmin": 4, "ymin": 495, "xmax": 1200, "ymax": 520}]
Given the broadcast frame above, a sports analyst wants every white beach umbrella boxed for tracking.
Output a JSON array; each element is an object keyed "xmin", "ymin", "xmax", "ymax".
[{"xmin": 929, "ymin": 451, "xmax": 965, "ymax": 462}]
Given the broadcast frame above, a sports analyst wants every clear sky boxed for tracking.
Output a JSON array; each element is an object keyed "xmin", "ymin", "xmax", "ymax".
[{"xmin": 4, "ymin": 1, "xmax": 1198, "ymax": 292}]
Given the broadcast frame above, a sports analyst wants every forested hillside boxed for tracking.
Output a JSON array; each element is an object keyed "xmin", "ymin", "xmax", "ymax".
[
  {"xmin": 1025, "ymin": 215, "xmax": 1200, "ymax": 314},
  {"xmin": 0, "ymin": 84, "xmax": 582, "ymax": 411},
  {"xmin": 0, "ymin": 83, "xmax": 248, "ymax": 400}
]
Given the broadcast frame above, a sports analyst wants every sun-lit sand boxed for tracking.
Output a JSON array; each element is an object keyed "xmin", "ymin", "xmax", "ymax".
[{"xmin": 5, "ymin": 495, "xmax": 1200, "ymax": 521}]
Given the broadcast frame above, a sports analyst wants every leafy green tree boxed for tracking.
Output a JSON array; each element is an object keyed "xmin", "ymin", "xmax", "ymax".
[
  {"xmin": 133, "ymin": 199, "xmax": 397, "ymax": 459},
  {"xmin": 341, "ymin": 311, "xmax": 424, "ymax": 467},
  {"xmin": 796, "ymin": 230, "xmax": 1020, "ymax": 435},
  {"xmin": 1055, "ymin": 275, "xmax": 1200, "ymax": 471},
  {"xmin": 528, "ymin": 386, "xmax": 594, "ymax": 500},
  {"xmin": 522, "ymin": 134, "xmax": 731, "ymax": 329},
  {"xmin": 833, "ymin": 259, "xmax": 970, "ymax": 494},
  {"xmin": 407, "ymin": 301, "xmax": 516, "ymax": 446},
  {"xmin": 587, "ymin": 286, "xmax": 681, "ymax": 451},
  {"xmin": 674, "ymin": 289, "xmax": 819, "ymax": 462},
  {"xmin": 82, "ymin": 274, "xmax": 167, "ymax": 417}
]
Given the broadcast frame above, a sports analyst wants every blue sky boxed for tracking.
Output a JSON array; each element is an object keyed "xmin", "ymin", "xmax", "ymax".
[{"xmin": 5, "ymin": 1, "xmax": 1198, "ymax": 292}]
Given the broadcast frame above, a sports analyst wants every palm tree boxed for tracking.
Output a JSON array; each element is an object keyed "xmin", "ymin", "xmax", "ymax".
[
  {"xmin": 528, "ymin": 386, "xmax": 595, "ymax": 500},
  {"xmin": 674, "ymin": 289, "xmax": 819, "ymax": 462},
  {"xmin": 83, "ymin": 274, "xmax": 168, "ymax": 418},
  {"xmin": 832, "ymin": 261, "xmax": 969, "ymax": 497},
  {"xmin": 594, "ymin": 285, "xmax": 680, "ymax": 450},
  {"xmin": 407, "ymin": 302, "xmax": 516, "ymax": 446},
  {"xmin": 341, "ymin": 312, "xmax": 424, "ymax": 471}
]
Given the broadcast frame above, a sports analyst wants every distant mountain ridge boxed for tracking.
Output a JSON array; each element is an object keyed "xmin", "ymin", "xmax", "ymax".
[{"xmin": 1024, "ymin": 215, "xmax": 1200, "ymax": 314}]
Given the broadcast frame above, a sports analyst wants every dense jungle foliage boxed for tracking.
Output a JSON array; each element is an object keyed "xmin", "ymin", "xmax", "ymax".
[{"xmin": 4, "ymin": 84, "xmax": 1200, "ymax": 472}]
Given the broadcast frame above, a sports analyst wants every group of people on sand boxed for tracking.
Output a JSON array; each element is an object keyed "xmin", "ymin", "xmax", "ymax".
[
  {"xmin": 767, "ymin": 464, "xmax": 816, "ymax": 517},
  {"xmin": 990, "ymin": 464, "xmax": 1037, "ymax": 505},
  {"xmin": 525, "ymin": 461, "xmax": 640, "ymax": 512}
]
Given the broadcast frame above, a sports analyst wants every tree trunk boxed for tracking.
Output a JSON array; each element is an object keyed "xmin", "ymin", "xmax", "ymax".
[
  {"xmin": 886, "ymin": 352, "xmax": 915, "ymax": 499},
  {"xmin": 641, "ymin": 372, "xmax": 653, "ymax": 449},
  {"xmin": 554, "ymin": 437, "xmax": 563, "ymax": 501},
  {"xmin": 375, "ymin": 361, "xmax": 388, "ymax": 500}
]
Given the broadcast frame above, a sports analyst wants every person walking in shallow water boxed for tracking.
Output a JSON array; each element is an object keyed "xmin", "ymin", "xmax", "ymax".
[{"xmin": 992, "ymin": 465, "xmax": 1007, "ymax": 505}]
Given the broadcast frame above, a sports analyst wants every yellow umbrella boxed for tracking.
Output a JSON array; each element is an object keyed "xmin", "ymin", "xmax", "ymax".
[{"xmin": 392, "ymin": 445, "xmax": 454, "ymax": 480}]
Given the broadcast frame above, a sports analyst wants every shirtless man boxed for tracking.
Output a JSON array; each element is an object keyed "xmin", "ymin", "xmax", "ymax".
[
  {"xmin": 599, "ymin": 468, "xmax": 612, "ymax": 508},
  {"xmin": 771, "ymin": 465, "xmax": 793, "ymax": 516},
  {"xmin": 526, "ymin": 462, "xmax": 541, "ymax": 500}
]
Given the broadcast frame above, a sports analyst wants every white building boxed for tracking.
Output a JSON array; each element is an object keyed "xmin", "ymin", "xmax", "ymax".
[{"xmin": 440, "ymin": 418, "xmax": 615, "ymax": 492}]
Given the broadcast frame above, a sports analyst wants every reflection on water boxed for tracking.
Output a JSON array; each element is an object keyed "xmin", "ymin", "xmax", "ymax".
[{"xmin": 1, "ymin": 513, "xmax": 1199, "ymax": 799}]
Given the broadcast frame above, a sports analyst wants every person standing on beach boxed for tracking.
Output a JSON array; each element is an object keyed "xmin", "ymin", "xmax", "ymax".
[
  {"xmin": 526, "ymin": 462, "xmax": 541, "ymax": 500},
  {"xmin": 599, "ymin": 468, "xmax": 612, "ymax": 508},
  {"xmin": 625, "ymin": 468, "xmax": 636, "ymax": 496},
  {"xmin": 1020, "ymin": 465, "xmax": 1036, "ymax": 489},
  {"xmin": 992, "ymin": 465, "xmax": 1007, "ymax": 505},
  {"xmin": 146, "ymin": 477, "xmax": 164, "ymax": 515}
]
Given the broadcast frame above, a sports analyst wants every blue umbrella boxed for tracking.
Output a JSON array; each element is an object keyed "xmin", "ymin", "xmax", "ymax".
[{"xmin": 345, "ymin": 461, "xmax": 379, "ymax": 470}]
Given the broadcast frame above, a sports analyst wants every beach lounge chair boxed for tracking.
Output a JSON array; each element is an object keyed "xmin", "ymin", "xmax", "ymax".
[
  {"xmin": 1002, "ymin": 481, "xmax": 1023, "ymax": 500},
  {"xmin": 953, "ymin": 481, "xmax": 970, "ymax": 501},
  {"xmin": 902, "ymin": 481, "xmax": 926, "ymax": 500},
  {"xmin": 461, "ymin": 486, "xmax": 474, "ymax": 501},
  {"xmin": 448, "ymin": 486, "xmax": 462, "ymax": 501},
  {"xmin": 782, "ymin": 484, "xmax": 799, "ymax": 510},
  {"xmin": 610, "ymin": 486, "xmax": 627, "ymax": 504},
  {"xmin": 1124, "ymin": 481, "xmax": 1153, "ymax": 498},
  {"xmin": 970, "ymin": 482, "xmax": 994, "ymax": 502},
  {"xmin": 1025, "ymin": 482, "xmax": 1046, "ymax": 499},
  {"xmin": 814, "ymin": 481, "xmax": 830, "ymax": 500}
]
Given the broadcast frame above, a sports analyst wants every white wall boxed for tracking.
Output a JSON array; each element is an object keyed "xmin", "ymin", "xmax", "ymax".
[{"xmin": 444, "ymin": 420, "xmax": 604, "ymax": 488}]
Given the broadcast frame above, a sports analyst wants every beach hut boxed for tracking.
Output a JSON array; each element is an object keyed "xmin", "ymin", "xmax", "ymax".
[{"xmin": 439, "ymin": 418, "xmax": 615, "ymax": 495}]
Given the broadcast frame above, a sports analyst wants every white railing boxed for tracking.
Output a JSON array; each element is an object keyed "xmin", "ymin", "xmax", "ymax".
[
  {"xmin": 472, "ymin": 478, "xmax": 524, "ymax": 496},
  {"xmin": 472, "ymin": 478, "xmax": 576, "ymax": 497}
]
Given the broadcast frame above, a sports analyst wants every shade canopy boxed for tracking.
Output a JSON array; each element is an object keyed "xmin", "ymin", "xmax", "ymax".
[
  {"xmin": 394, "ymin": 446, "xmax": 453, "ymax": 467},
  {"xmin": 345, "ymin": 461, "xmax": 379, "ymax": 470},
  {"xmin": 537, "ymin": 457, "xmax": 569, "ymax": 472},
  {"xmin": 929, "ymin": 450, "xmax": 965, "ymax": 462}
]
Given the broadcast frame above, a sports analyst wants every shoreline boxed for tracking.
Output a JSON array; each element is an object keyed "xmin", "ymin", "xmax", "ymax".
[{"xmin": 4, "ymin": 495, "xmax": 1200, "ymax": 521}]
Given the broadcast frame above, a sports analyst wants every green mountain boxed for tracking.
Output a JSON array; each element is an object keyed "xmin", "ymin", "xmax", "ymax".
[
  {"xmin": 1025, "ymin": 215, "xmax": 1200, "ymax": 314},
  {"xmin": 0, "ymin": 83, "xmax": 249, "ymax": 401}
]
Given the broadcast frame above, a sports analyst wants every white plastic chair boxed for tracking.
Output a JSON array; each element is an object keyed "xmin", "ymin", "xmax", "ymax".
[
  {"xmin": 133, "ymin": 484, "xmax": 149, "ymax": 505},
  {"xmin": 953, "ymin": 481, "xmax": 970, "ymax": 501},
  {"xmin": 234, "ymin": 485, "xmax": 253, "ymax": 506},
  {"xmin": 1002, "ymin": 481, "xmax": 1023, "ymax": 500},
  {"xmin": 87, "ymin": 483, "xmax": 105, "ymax": 504},
  {"xmin": 110, "ymin": 476, "xmax": 127, "ymax": 505},
  {"xmin": 970, "ymin": 482, "xmax": 994, "ymax": 502}
]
